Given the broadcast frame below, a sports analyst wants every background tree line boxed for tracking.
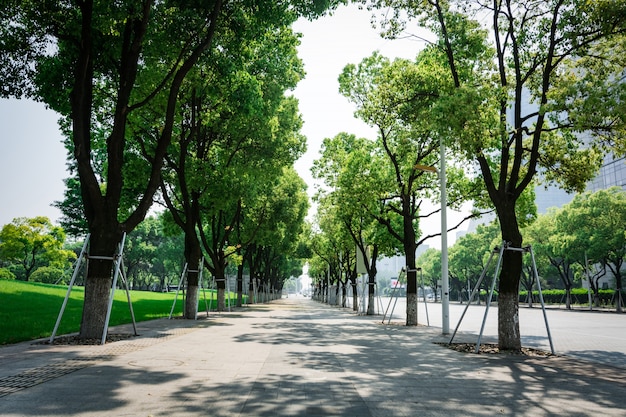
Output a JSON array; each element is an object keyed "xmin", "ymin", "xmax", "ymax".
[
  {"xmin": 306, "ymin": 183, "xmax": 625, "ymax": 312},
  {"xmin": 0, "ymin": 209, "xmax": 309, "ymax": 299},
  {"xmin": 418, "ymin": 187, "xmax": 625, "ymax": 312},
  {"xmin": 307, "ymin": 0, "xmax": 626, "ymax": 352}
]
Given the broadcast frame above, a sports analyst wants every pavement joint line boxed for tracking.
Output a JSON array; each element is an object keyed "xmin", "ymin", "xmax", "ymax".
[{"xmin": 0, "ymin": 323, "xmax": 200, "ymax": 398}]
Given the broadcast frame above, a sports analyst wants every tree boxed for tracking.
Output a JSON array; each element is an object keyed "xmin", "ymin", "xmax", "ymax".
[
  {"xmin": 0, "ymin": 268, "xmax": 15, "ymax": 280},
  {"xmin": 338, "ymin": 51, "xmax": 479, "ymax": 325},
  {"xmin": 312, "ymin": 132, "xmax": 401, "ymax": 314},
  {"xmin": 448, "ymin": 222, "xmax": 500, "ymax": 304},
  {"xmin": 416, "ymin": 247, "xmax": 441, "ymax": 302},
  {"xmin": 367, "ymin": 0, "xmax": 626, "ymax": 349},
  {"xmin": 152, "ymin": 11, "xmax": 315, "ymax": 315},
  {"xmin": 241, "ymin": 168, "xmax": 309, "ymax": 304},
  {"xmin": 0, "ymin": 217, "xmax": 75, "ymax": 281},
  {"xmin": 313, "ymin": 196, "xmax": 357, "ymax": 307},
  {"xmin": 124, "ymin": 215, "xmax": 184, "ymax": 291},
  {"xmin": 556, "ymin": 188, "xmax": 626, "ymax": 312},
  {"xmin": 308, "ymin": 213, "xmax": 346, "ymax": 305},
  {"xmin": 53, "ymin": 177, "xmax": 89, "ymax": 238},
  {"xmin": 1, "ymin": 0, "xmax": 339, "ymax": 338},
  {"xmin": 2, "ymin": 0, "xmax": 224, "ymax": 338},
  {"xmin": 525, "ymin": 210, "xmax": 577, "ymax": 309}
]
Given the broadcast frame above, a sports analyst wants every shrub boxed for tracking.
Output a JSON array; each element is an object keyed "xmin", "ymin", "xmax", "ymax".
[
  {"xmin": 30, "ymin": 266, "xmax": 66, "ymax": 284},
  {"xmin": 0, "ymin": 268, "xmax": 15, "ymax": 280}
]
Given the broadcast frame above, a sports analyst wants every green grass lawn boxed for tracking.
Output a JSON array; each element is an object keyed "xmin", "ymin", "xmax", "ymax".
[{"xmin": 0, "ymin": 280, "xmax": 241, "ymax": 345}]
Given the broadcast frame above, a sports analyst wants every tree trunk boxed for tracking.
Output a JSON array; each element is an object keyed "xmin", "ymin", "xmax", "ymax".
[
  {"xmin": 249, "ymin": 277, "xmax": 255, "ymax": 304},
  {"xmin": 402, "ymin": 194, "xmax": 418, "ymax": 326},
  {"xmin": 405, "ymin": 259, "xmax": 418, "ymax": 326},
  {"xmin": 184, "ymin": 267, "xmax": 199, "ymax": 319},
  {"xmin": 497, "ymin": 206, "xmax": 523, "ymax": 351},
  {"xmin": 367, "ymin": 292, "xmax": 375, "ymax": 315},
  {"xmin": 367, "ymin": 262, "xmax": 377, "ymax": 315},
  {"xmin": 236, "ymin": 264, "xmax": 244, "ymax": 308},
  {"xmin": 80, "ymin": 271, "xmax": 113, "ymax": 339},
  {"xmin": 615, "ymin": 272, "xmax": 623, "ymax": 313},
  {"xmin": 211, "ymin": 254, "xmax": 227, "ymax": 310},
  {"xmin": 324, "ymin": 278, "xmax": 329, "ymax": 303},
  {"xmin": 185, "ymin": 276, "xmax": 199, "ymax": 319},
  {"xmin": 217, "ymin": 287, "xmax": 226, "ymax": 311},
  {"xmin": 406, "ymin": 293, "xmax": 418, "ymax": 326},
  {"xmin": 79, "ymin": 229, "xmax": 122, "ymax": 339},
  {"xmin": 183, "ymin": 231, "xmax": 202, "ymax": 319}
]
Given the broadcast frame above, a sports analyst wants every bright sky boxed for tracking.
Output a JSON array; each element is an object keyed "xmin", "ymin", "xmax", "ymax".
[
  {"xmin": 0, "ymin": 4, "xmax": 459, "ymax": 246},
  {"xmin": 291, "ymin": 4, "xmax": 422, "ymax": 191},
  {"xmin": 0, "ymin": 99, "xmax": 66, "ymax": 226}
]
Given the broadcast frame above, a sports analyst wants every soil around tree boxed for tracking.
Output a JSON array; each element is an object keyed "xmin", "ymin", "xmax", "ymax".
[
  {"xmin": 437, "ymin": 342, "xmax": 554, "ymax": 357},
  {"xmin": 36, "ymin": 333, "xmax": 136, "ymax": 345}
]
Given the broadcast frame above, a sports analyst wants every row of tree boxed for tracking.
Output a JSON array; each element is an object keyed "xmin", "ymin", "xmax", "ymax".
[
  {"xmin": 1, "ymin": 0, "xmax": 342, "ymax": 339},
  {"xmin": 2, "ymin": 0, "xmax": 626, "ymax": 353},
  {"xmin": 415, "ymin": 187, "xmax": 626, "ymax": 312},
  {"xmin": 0, "ymin": 213, "xmax": 308, "ymax": 306},
  {"xmin": 308, "ymin": 0, "xmax": 626, "ymax": 351},
  {"xmin": 307, "ymin": 187, "xmax": 625, "ymax": 310}
]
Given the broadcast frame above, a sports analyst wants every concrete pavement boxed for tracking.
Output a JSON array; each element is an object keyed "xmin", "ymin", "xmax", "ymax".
[
  {"xmin": 381, "ymin": 297, "xmax": 626, "ymax": 368},
  {"xmin": 0, "ymin": 297, "xmax": 624, "ymax": 416}
]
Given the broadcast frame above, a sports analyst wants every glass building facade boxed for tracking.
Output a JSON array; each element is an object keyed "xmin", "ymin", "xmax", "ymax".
[{"xmin": 587, "ymin": 154, "xmax": 626, "ymax": 192}]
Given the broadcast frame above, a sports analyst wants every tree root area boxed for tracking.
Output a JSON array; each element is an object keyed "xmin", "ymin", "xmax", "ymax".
[
  {"xmin": 437, "ymin": 342, "xmax": 553, "ymax": 357},
  {"xmin": 37, "ymin": 333, "xmax": 136, "ymax": 345}
]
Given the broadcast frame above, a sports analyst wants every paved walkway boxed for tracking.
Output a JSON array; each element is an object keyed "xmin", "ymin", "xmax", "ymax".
[{"xmin": 0, "ymin": 297, "xmax": 624, "ymax": 416}]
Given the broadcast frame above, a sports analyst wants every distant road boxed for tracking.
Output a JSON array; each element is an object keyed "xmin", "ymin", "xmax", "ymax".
[{"xmin": 376, "ymin": 297, "xmax": 626, "ymax": 368}]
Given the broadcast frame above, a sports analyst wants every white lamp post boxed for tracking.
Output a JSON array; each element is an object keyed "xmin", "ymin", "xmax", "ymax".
[
  {"xmin": 440, "ymin": 137, "xmax": 449, "ymax": 335},
  {"xmin": 414, "ymin": 137, "xmax": 449, "ymax": 335}
]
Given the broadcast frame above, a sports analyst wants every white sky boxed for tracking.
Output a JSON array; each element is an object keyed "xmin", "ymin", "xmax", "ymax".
[
  {"xmin": 0, "ymin": 99, "xmax": 66, "ymax": 226},
  {"xmin": 0, "ymin": 3, "xmax": 462, "ymax": 247}
]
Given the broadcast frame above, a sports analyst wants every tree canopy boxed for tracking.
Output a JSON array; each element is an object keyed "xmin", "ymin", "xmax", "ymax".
[
  {"xmin": 361, "ymin": 0, "xmax": 626, "ymax": 350},
  {"xmin": 0, "ymin": 217, "xmax": 75, "ymax": 282},
  {"xmin": 335, "ymin": 48, "xmax": 481, "ymax": 324},
  {"xmin": 0, "ymin": 0, "xmax": 341, "ymax": 338}
]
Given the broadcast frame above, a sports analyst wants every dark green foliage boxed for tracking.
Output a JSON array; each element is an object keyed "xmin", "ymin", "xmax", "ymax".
[
  {"xmin": 519, "ymin": 288, "xmax": 618, "ymax": 307},
  {"xmin": 0, "ymin": 268, "xmax": 16, "ymax": 280}
]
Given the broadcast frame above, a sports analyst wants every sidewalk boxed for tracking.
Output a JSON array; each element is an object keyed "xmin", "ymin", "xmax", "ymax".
[{"xmin": 0, "ymin": 297, "xmax": 624, "ymax": 416}]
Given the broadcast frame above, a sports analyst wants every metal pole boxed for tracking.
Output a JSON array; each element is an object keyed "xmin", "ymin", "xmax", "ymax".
[
  {"xmin": 420, "ymin": 268, "xmax": 430, "ymax": 326},
  {"xmin": 102, "ymin": 233, "xmax": 127, "ymax": 345},
  {"xmin": 169, "ymin": 263, "xmax": 187, "ymax": 319},
  {"xmin": 476, "ymin": 243, "xmax": 505, "ymax": 353},
  {"xmin": 585, "ymin": 252, "xmax": 593, "ymax": 310},
  {"xmin": 528, "ymin": 246, "xmax": 555, "ymax": 354},
  {"xmin": 382, "ymin": 279, "xmax": 401, "ymax": 324},
  {"xmin": 193, "ymin": 269, "xmax": 200, "ymax": 320},
  {"xmin": 200, "ymin": 258, "xmax": 209, "ymax": 317},
  {"xmin": 227, "ymin": 276, "xmax": 231, "ymax": 312},
  {"xmin": 449, "ymin": 248, "xmax": 497, "ymax": 344},
  {"xmin": 440, "ymin": 136, "xmax": 449, "ymax": 334},
  {"xmin": 50, "ymin": 234, "xmax": 90, "ymax": 343},
  {"xmin": 119, "ymin": 258, "xmax": 138, "ymax": 336}
]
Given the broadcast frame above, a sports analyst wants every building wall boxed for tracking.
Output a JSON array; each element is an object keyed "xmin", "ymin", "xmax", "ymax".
[{"xmin": 587, "ymin": 154, "xmax": 626, "ymax": 192}]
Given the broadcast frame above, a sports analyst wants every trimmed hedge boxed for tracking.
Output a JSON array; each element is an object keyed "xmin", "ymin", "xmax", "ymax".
[{"xmin": 519, "ymin": 288, "xmax": 619, "ymax": 306}]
